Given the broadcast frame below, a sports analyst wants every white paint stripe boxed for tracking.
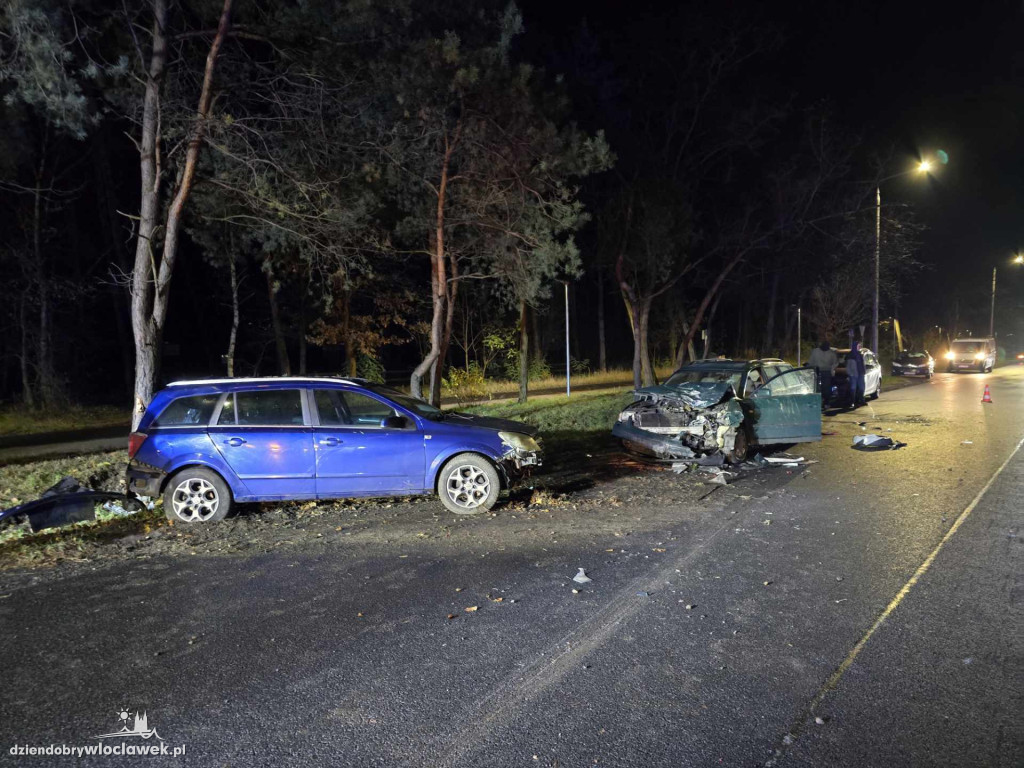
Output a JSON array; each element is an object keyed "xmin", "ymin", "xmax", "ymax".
[{"xmin": 767, "ymin": 434, "xmax": 1024, "ymax": 765}]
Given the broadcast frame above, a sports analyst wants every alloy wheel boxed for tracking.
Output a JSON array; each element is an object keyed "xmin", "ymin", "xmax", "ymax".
[
  {"xmin": 444, "ymin": 464, "xmax": 492, "ymax": 511},
  {"xmin": 170, "ymin": 478, "xmax": 220, "ymax": 522}
]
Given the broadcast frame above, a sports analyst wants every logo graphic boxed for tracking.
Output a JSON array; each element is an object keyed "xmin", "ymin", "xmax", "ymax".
[{"xmin": 95, "ymin": 708, "xmax": 163, "ymax": 741}]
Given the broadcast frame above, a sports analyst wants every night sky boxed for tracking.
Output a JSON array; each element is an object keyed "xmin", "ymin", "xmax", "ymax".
[{"xmin": 522, "ymin": 0, "xmax": 1024, "ymax": 336}]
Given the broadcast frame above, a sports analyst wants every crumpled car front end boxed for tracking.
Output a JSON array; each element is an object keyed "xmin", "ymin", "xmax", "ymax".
[{"xmin": 611, "ymin": 381, "xmax": 745, "ymax": 461}]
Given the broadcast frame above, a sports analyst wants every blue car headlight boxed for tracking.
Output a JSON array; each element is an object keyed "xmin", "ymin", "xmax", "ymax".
[{"xmin": 498, "ymin": 431, "xmax": 540, "ymax": 452}]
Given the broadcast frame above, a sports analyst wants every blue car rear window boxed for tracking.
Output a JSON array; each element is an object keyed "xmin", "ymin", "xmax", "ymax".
[{"xmin": 153, "ymin": 394, "xmax": 221, "ymax": 427}]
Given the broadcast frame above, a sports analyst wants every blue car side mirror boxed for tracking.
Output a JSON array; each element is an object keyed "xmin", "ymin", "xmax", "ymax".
[{"xmin": 380, "ymin": 415, "xmax": 409, "ymax": 429}]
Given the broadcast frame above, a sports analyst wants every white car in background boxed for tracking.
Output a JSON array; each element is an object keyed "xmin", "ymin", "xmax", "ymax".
[{"xmin": 832, "ymin": 347, "xmax": 882, "ymax": 404}]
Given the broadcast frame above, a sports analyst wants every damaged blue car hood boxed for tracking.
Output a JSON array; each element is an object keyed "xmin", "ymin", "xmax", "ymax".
[{"xmin": 633, "ymin": 380, "xmax": 734, "ymax": 409}]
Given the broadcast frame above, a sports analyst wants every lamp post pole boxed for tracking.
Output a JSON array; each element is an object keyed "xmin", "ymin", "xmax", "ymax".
[
  {"xmin": 989, "ymin": 267, "xmax": 997, "ymax": 337},
  {"xmin": 873, "ymin": 186, "xmax": 881, "ymax": 353}
]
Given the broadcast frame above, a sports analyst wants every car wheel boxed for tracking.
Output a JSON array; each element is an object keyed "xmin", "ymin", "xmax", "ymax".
[
  {"xmin": 163, "ymin": 467, "xmax": 231, "ymax": 523},
  {"xmin": 438, "ymin": 453, "xmax": 501, "ymax": 515},
  {"xmin": 724, "ymin": 425, "xmax": 749, "ymax": 464}
]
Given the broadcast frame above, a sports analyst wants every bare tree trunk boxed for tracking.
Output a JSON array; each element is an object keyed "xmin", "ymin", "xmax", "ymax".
[
  {"xmin": 518, "ymin": 299, "xmax": 529, "ymax": 404},
  {"xmin": 32, "ymin": 148, "xmax": 60, "ymax": 409},
  {"xmin": 531, "ymin": 302, "xmax": 543, "ymax": 362},
  {"xmin": 19, "ymin": 296, "xmax": 35, "ymax": 408},
  {"xmin": 225, "ymin": 256, "xmax": 239, "ymax": 376},
  {"xmin": 596, "ymin": 269, "xmax": 607, "ymax": 372},
  {"xmin": 430, "ymin": 251, "xmax": 458, "ymax": 405},
  {"xmin": 298, "ymin": 291, "xmax": 308, "ymax": 375},
  {"xmin": 341, "ymin": 286, "xmax": 357, "ymax": 378},
  {"xmin": 680, "ymin": 248, "xmax": 748, "ymax": 358},
  {"xmin": 763, "ymin": 270, "xmax": 779, "ymax": 355},
  {"xmin": 265, "ymin": 263, "xmax": 291, "ymax": 375},
  {"xmin": 637, "ymin": 298, "xmax": 655, "ymax": 386},
  {"xmin": 411, "ymin": 120, "xmax": 461, "ymax": 404},
  {"xmin": 130, "ymin": 0, "xmax": 233, "ymax": 430}
]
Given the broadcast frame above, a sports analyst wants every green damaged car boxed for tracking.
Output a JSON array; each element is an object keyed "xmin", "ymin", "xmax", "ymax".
[{"xmin": 611, "ymin": 359, "xmax": 822, "ymax": 463}]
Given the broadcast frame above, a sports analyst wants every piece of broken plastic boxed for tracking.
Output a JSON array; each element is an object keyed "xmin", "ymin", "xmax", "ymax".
[
  {"xmin": 852, "ymin": 434, "xmax": 906, "ymax": 451},
  {"xmin": 572, "ymin": 568, "xmax": 592, "ymax": 584}
]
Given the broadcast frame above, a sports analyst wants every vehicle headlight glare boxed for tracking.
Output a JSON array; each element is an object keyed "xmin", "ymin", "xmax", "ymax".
[
  {"xmin": 945, "ymin": 352, "xmax": 955, "ymax": 360},
  {"xmin": 975, "ymin": 352, "xmax": 986, "ymax": 360},
  {"xmin": 499, "ymin": 431, "xmax": 540, "ymax": 452}
]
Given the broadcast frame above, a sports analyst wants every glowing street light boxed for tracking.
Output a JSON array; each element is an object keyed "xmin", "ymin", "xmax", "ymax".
[{"xmin": 872, "ymin": 157, "xmax": 936, "ymax": 353}]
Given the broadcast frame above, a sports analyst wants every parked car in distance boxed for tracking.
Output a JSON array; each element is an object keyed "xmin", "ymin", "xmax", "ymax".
[
  {"xmin": 612, "ymin": 358, "xmax": 821, "ymax": 463},
  {"xmin": 831, "ymin": 347, "xmax": 882, "ymax": 404},
  {"xmin": 944, "ymin": 337, "xmax": 996, "ymax": 373},
  {"xmin": 126, "ymin": 377, "xmax": 541, "ymax": 523},
  {"xmin": 892, "ymin": 350, "xmax": 934, "ymax": 378}
]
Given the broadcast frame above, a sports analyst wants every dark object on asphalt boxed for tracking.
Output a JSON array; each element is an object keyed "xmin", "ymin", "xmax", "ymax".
[
  {"xmin": 831, "ymin": 346, "xmax": 883, "ymax": 405},
  {"xmin": 126, "ymin": 376, "xmax": 543, "ymax": 524},
  {"xmin": 612, "ymin": 359, "xmax": 821, "ymax": 464},
  {"xmin": 892, "ymin": 350, "xmax": 935, "ymax": 378},
  {"xmin": 852, "ymin": 434, "xmax": 907, "ymax": 451},
  {"xmin": 0, "ymin": 476, "xmax": 146, "ymax": 533}
]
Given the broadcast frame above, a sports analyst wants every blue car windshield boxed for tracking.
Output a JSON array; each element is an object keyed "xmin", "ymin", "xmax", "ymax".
[{"xmin": 363, "ymin": 384, "xmax": 444, "ymax": 420}]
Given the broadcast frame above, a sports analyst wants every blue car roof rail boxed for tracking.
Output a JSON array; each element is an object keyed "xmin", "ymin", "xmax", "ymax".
[{"xmin": 166, "ymin": 376, "xmax": 361, "ymax": 387}]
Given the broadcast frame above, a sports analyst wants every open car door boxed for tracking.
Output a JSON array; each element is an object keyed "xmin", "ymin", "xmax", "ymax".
[{"xmin": 749, "ymin": 367, "xmax": 822, "ymax": 444}]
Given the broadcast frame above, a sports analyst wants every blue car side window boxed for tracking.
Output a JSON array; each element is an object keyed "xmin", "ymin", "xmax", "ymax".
[
  {"xmin": 341, "ymin": 392, "xmax": 397, "ymax": 428},
  {"xmin": 231, "ymin": 390, "xmax": 304, "ymax": 426},
  {"xmin": 314, "ymin": 390, "xmax": 347, "ymax": 426}
]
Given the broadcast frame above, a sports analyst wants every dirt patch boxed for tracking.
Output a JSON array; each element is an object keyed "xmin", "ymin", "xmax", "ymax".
[{"xmin": 0, "ymin": 442, "xmax": 796, "ymax": 582}]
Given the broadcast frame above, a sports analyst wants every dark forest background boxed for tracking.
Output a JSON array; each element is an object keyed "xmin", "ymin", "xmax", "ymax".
[{"xmin": 2, "ymin": 0, "xmax": 1023, "ymax": 416}]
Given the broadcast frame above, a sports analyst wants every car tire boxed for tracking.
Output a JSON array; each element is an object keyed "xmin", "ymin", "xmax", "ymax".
[
  {"xmin": 724, "ymin": 425, "xmax": 749, "ymax": 464},
  {"xmin": 437, "ymin": 453, "xmax": 501, "ymax": 515},
  {"xmin": 163, "ymin": 467, "xmax": 232, "ymax": 523}
]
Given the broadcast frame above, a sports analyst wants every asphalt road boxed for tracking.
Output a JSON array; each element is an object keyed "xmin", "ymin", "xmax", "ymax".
[{"xmin": 1, "ymin": 368, "xmax": 1021, "ymax": 767}]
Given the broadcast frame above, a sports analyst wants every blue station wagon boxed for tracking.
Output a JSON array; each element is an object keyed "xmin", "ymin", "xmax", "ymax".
[{"xmin": 126, "ymin": 378, "xmax": 541, "ymax": 523}]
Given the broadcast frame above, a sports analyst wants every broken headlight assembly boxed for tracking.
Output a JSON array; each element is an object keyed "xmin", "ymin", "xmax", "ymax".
[{"xmin": 498, "ymin": 431, "xmax": 540, "ymax": 453}]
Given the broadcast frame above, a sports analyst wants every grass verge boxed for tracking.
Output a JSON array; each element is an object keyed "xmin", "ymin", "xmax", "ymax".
[{"xmin": 0, "ymin": 405, "xmax": 128, "ymax": 437}]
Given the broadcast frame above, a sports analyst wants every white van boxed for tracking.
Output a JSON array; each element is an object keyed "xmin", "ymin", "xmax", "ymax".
[{"xmin": 945, "ymin": 337, "xmax": 996, "ymax": 373}]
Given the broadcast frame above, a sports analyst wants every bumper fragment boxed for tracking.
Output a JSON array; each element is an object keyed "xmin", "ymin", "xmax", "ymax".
[{"xmin": 126, "ymin": 463, "xmax": 166, "ymax": 498}]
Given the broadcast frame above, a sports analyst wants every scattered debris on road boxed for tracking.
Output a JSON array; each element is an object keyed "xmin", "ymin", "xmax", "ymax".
[
  {"xmin": 572, "ymin": 568, "xmax": 592, "ymax": 584},
  {"xmin": 852, "ymin": 434, "xmax": 907, "ymax": 451}
]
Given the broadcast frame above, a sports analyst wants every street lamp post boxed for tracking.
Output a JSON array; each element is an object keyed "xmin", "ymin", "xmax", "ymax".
[
  {"xmin": 872, "ymin": 159, "xmax": 933, "ymax": 354},
  {"xmin": 991, "ymin": 254, "xmax": 1024, "ymax": 337}
]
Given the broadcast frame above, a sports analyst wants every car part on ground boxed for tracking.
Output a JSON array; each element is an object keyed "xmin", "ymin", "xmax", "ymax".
[
  {"xmin": 852, "ymin": 434, "xmax": 907, "ymax": 451},
  {"xmin": 0, "ymin": 476, "xmax": 148, "ymax": 533}
]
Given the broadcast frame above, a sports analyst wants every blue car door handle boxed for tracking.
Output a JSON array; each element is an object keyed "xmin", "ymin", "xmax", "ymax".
[
  {"xmin": 319, "ymin": 437, "xmax": 342, "ymax": 446},
  {"xmin": 225, "ymin": 437, "xmax": 247, "ymax": 446}
]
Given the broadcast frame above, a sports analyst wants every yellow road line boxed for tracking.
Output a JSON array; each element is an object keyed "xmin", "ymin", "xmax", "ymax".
[{"xmin": 767, "ymin": 434, "xmax": 1024, "ymax": 764}]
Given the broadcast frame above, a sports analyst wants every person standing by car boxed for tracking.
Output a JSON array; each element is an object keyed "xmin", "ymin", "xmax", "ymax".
[
  {"xmin": 808, "ymin": 340, "xmax": 838, "ymax": 409},
  {"xmin": 846, "ymin": 342, "xmax": 866, "ymax": 407}
]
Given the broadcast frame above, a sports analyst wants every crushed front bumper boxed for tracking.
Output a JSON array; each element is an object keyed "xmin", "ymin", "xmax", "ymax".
[{"xmin": 499, "ymin": 444, "xmax": 542, "ymax": 485}]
